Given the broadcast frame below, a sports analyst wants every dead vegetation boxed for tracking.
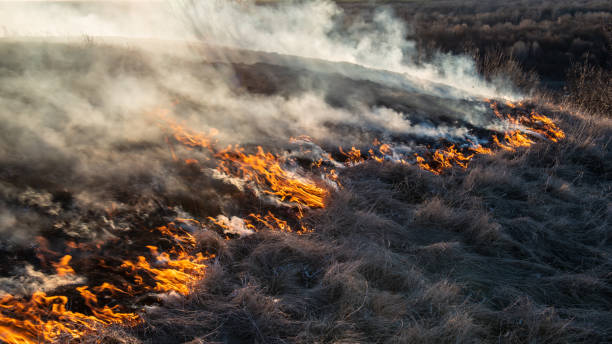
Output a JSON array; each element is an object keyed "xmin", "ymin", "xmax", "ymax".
[
  {"xmin": 57, "ymin": 18, "xmax": 611, "ymax": 344},
  {"xmin": 1, "ymin": 2, "xmax": 610, "ymax": 343},
  {"xmin": 86, "ymin": 100, "xmax": 611, "ymax": 343}
]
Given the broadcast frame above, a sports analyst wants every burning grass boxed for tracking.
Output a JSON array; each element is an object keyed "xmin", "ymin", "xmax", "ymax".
[
  {"xmin": 0, "ymin": 39, "xmax": 608, "ymax": 344},
  {"xmin": 112, "ymin": 105, "xmax": 610, "ymax": 344},
  {"xmin": 0, "ymin": 219, "xmax": 213, "ymax": 344},
  {"xmin": 0, "ymin": 98, "xmax": 573, "ymax": 343}
]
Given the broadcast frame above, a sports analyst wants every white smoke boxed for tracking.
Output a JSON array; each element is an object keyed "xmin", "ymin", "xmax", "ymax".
[
  {"xmin": 0, "ymin": 265, "xmax": 85, "ymax": 297},
  {"xmin": 0, "ymin": 0, "xmax": 188, "ymax": 40},
  {"xmin": 0, "ymin": 0, "xmax": 518, "ymax": 100},
  {"xmin": 0, "ymin": 0, "xmax": 515, "ymax": 244},
  {"xmin": 180, "ymin": 0, "xmax": 518, "ymax": 100}
]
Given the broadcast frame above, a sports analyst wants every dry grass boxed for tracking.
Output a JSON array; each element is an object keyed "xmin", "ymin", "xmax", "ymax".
[
  {"xmin": 564, "ymin": 62, "xmax": 612, "ymax": 117},
  {"xmin": 0, "ymin": 9, "xmax": 609, "ymax": 343},
  {"xmin": 90, "ymin": 99, "xmax": 612, "ymax": 343}
]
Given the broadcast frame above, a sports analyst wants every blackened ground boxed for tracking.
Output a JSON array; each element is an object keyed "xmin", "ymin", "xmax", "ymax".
[
  {"xmin": 88, "ymin": 104, "xmax": 612, "ymax": 343},
  {"xmin": 1, "ymin": 37, "xmax": 610, "ymax": 343}
]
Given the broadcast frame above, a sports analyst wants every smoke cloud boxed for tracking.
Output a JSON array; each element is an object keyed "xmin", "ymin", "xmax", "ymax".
[{"xmin": 0, "ymin": 0, "xmax": 514, "ymax": 254}]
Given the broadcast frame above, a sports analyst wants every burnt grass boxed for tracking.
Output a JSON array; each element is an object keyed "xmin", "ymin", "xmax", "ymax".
[
  {"xmin": 89, "ymin": 102, "xmax": 612, "ymax": 343},
  {"xmin": 88, "ymin": 3, "xmax": 611, "ymax": 341},
  {"xmin": 2, "ymin": 2, "xmax": 611, "ymax": 342}
]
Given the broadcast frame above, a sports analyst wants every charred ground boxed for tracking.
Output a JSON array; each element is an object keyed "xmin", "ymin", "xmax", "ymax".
[{"xmin": 0, "ymin": 1, "xmax": 611, "ymax": 343}]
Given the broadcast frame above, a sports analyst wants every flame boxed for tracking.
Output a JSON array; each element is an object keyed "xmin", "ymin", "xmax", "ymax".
[
  {"xmin": 1, "ymin": 99, "xmax": 564, "ymax": 343},
  {"xmin": 52, "ymin": 255, "xmax": 75, "ymax": 276},
  {"xmin": 0, "ymin": 220, "xmax": 212, "ymax": 343},
  {"xmin": 0, "ymin": 291, "xmax": 139, "ymax": 344},
  {"xmin": 493, "ymin": 130, "xmax": 535, "ymax": 151},
  {"xmin": 528, "ymin": 112, "xmax": 566, "ymax": 142},
  {"xmin": 118, "ymin": 221, "xmax": 213, "ymax": 296},
  {"xmin": 162, "ymin": 118, "xmax": 327, "ymax": 209},
  {"xmin": 216, "ymin": 146, "xmax": 327, "ymax": 208},
  {"xmin": 339, "ymin": 146, "xmax": 364, "ymax": 165},
  {"xmin": 120, "ymin": 251, "xmax": 210, "ymax": 296},
  {"xmin": 379, "ymin": 143, "xmax": 392, "ymax": 155},
  {"xmin": 415, "ymin": 145, "xmax": 474, "ymax": 175},
  {"xmin": 343, "ymin": 100, "xmax": 565, "ymax": 174},
  {"xmin": 93, "ymin": 283, "xmax": 129, "ymax": 295},
  {"xmin": 469, "ymin": 144, "xmax": 494, "ymax": 155},
  {"xmin": 244, "ymin": 211, "xmax": 312, "ymax": 234}
]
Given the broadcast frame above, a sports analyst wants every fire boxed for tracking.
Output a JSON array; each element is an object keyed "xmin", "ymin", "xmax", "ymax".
[
  {"xmin": 245, "ymin": 211, "xmax": 312, "ymax": 234},
  {"xmin": 493, "ymin": 130, "xmax": 535, "ymax": 151},
  {"xmin": 0, "ymin": 99, "xmax": 564, "ymax": 343},
  {"xmin": 162, "ymin": 118, "xmax": 328, "ymax": 209},
  {"xmin": 334, "ymin": 100, "xmax": 565, "ymax": 175},
  {"xmin": 469, "ymin": 144, "xmax": 494, "ymax": 155},
  {"xmin": 118, "ymin": 221, "xmax": 213, "ymax": 296},
  {"xmin": 528, "ymin": 112, "xmax": 566, "ymax": 142},
  {"xmin": 120, "ymin": 251, "xmax": 210, "ymax": 296},
  {"xmin": 216, "ymin": 146, "xmax": 327, "ymax": 208},
  {"xmin": 0, "ymin": 219, "xmax": 213, "ymax": 344},
  {"xmin": 415, "ymin": 145, "xmax": 474, "ymax": 175},
  {"xmin": 52, "ymin": 255, "xmax": 76, "ymax": 276},
  {"xmin": 339, "ymin": 146, "xmax": 364, "ymax": 165},
  {"xmin": 0, "ymin": 291, "xmax": 139, "ymax": 344},
  {"xmin": 368, "ymin": 144, "xmax": 391, "ymax": 163},
  {"xmin": 168, "ymin": 121, "xmax": 218, "ymax": 152}
]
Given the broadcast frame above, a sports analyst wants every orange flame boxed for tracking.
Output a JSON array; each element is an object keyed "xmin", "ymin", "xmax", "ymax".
[
  {"xmin": 216, "ymin": 146, "xmax": 327, "ymax": 208},
  {"xmin": 1, "ymin": 100, "xmax": 564, "ymax": 343},
  {"xmin": 0, "ymin": 220, "xmax": 211, "ymax": 343},
  {"xmin": 0, "ymin": 291, "xmax": 139, "ymax": 344},
  {"xmin": 338, "ymin": 146, "xmax": 364, "ymax": 165},
  {"xmin": 52, "ymin": 255, "xmax": 75, "ymax": 276},
  {"xmin": 493, "ymin": 130, "xmax": 535, "ymax": 151},
  {"xmin": 244, "ymin": 211, "xmax": 312, "ymax": 234},
  {"xmin": 415, "ymin": 145, "xmax": 474, "ymax": 175},
  {"xmin": 469, "ymin": 144, "xmax": 494, "ymax": 155},
  {"xmin": 162, "ymin": 118, "xmax": 327, "ymax": 209},
  {"xmin": 355, "ymin": 100, "xmax": 564, "ymax": 174}
]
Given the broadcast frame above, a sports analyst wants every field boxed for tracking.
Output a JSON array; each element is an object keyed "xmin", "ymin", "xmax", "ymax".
[{"xmin": 0, "ymin": 1, "xmax": 610, "ymax": 343}]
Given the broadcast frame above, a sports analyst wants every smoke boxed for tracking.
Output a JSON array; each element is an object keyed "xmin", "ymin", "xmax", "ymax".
[
  {"xmin": 0, "ymin": 0, "xmax": 515, "ymax": 246},
  {"xmin": 178, "ymin": 0, "xmax": 518, "ymax": 100},
  {"xmin": 0, "ymin": 0, "xmax": 517, "ymax": 99},
  {"xmin": 0, "ymin": 264, "xmax": 85, "ymax": 297},
  {"xmin": 0, "ymin": 0, "xmax": 188, "ymax": 40}
]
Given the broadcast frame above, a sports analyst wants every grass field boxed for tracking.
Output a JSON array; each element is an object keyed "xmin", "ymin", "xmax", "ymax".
[{"xmin": 0, "ymin": 1, "xmax": 611, "ymax": 343}]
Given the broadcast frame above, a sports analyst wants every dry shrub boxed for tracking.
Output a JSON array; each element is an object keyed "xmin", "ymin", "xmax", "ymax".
[
  {"xmin": 474, "ymin": 48, "xmax": 541, "ymax": 94},
  {"xmin": 565, "ymin": 62, "xmax": 612, "ymax": 117}
]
